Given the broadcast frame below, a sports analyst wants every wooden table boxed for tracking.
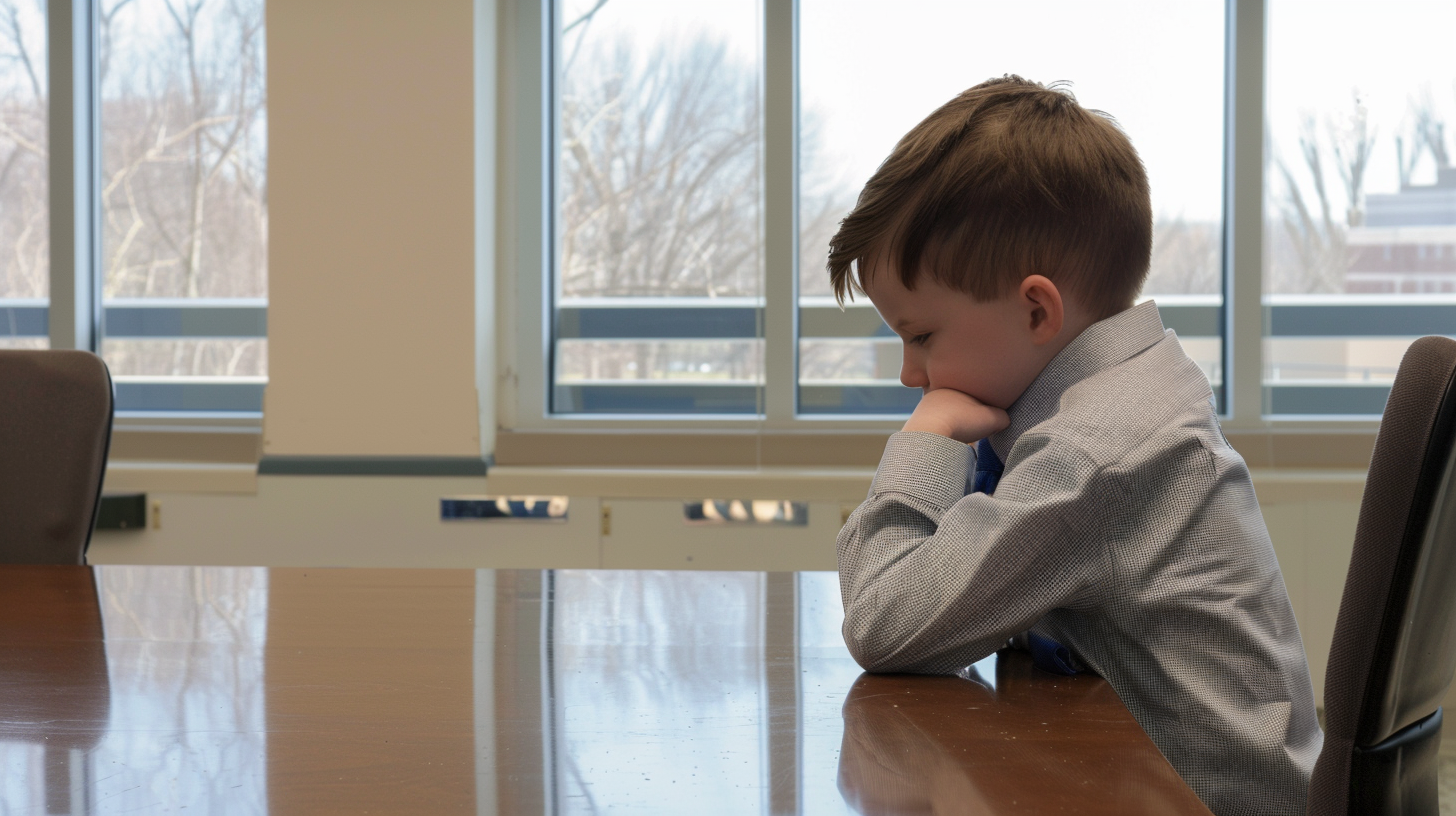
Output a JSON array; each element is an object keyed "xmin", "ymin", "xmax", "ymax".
[{"xmin": 0, "ymin": 565, "xmax": 1212, "ymax": 815}]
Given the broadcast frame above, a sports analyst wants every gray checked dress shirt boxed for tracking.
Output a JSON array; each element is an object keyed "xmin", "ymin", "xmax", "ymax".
[{"xmin": 838, "ymin": 300, "xmax": 1323, "ymax": 816}]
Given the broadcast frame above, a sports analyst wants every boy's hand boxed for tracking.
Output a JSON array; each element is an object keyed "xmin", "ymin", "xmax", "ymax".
[{"xmin": 901, "ymin": 388, "xmax": 1010, "ymax": 444}]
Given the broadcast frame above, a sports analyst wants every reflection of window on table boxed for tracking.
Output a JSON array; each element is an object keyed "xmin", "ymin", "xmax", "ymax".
[
  {"xmin": 93, "ymin": 567, "xmax": 268, "ymax": 812},
  {"xmin": 549, "ymin": 570, "xmax": 770, "ymax": 813},
  {"xmin": 1263, "ymin": 0, "xmax": 1456, "ymax": 416},
  {"xmin": 797, "ymin": 571, "xmax": 864, "ymax": 813}
]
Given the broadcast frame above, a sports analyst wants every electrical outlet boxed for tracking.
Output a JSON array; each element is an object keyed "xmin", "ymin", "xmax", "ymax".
[
  {"xmin": 150, "ymin": 500, "xmax": 162, "ymax": 530},
  {"xmin": 96, "ymin": 494, "xmax": 146, "ymax": 530}
]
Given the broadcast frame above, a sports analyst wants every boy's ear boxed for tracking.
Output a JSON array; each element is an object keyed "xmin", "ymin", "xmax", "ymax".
[{"xmin": 1019, "ymin": 275, "xmax": 1065, "ymax": 344}]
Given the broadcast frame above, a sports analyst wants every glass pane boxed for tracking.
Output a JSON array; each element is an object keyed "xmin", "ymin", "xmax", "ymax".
[
  {"xmin": 554, "ymin": 0, "xmax": 763, "ymax": 415},
  {"xmin": 99, "ymin": 0, "xmax": 267, "ymax": 411},
  {"xmin": 102, "ymin": 338, "xmax": 267, "ymax": 377},
  {"xmin": 1265, "ymin": 1, "xmax": 1456, "ymax": 416},
  {"xmin": 0, "ymin": 0, "xmax": 47, "ymax": 349},
  {"xmin": 799, "ymin": 0, "xmax": 1227, "ymax": 414},
  {"xmin": 552, "ymin": 571, "xmax": 766, "ymax": 813}
]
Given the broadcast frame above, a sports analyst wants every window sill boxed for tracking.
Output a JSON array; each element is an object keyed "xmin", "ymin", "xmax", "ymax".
[
  {"xmin": 494, "ymin": 427, "xmax": 1378, "ymax": 470},
  {"xmin": 103, "ymin": 461, "xmax": 258, "ymax": 495},
  {"xmin": 111, "ymin": 418, "xmax": 262, "ymax": 464},
  {"xmin": 100, "ymin": 425, "xmax": 1376, "ymax": 498}
]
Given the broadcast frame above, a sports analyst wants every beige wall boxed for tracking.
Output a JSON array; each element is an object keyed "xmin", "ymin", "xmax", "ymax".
[{"xmin": 263, "ymin": 0, "xmax": 481, "ymax": 457}]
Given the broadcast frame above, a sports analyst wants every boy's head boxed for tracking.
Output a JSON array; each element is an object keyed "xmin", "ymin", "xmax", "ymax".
[
  {"xmin": 826, "ymin": 76, "xmax": 1153, "ymax": 412},
  {"xmin": 827, "ymin": 75, "xmax": 1152, "ymax": 319}
]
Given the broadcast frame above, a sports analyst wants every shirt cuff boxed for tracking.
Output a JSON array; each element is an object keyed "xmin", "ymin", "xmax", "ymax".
[{"xmin": 870, "ymin": 431, "xmax": 973, "ymax": 510}]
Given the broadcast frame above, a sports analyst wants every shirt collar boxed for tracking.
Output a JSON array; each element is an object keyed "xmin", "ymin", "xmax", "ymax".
[{"xmin": 986, "ymin": 299, "xmax": 1168, "ymax": 460}]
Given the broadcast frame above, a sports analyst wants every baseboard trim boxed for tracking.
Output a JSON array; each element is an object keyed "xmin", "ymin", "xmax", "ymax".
[{"xmin": 257, "ymin": 455, "xmax": 489, "ymax": 476}]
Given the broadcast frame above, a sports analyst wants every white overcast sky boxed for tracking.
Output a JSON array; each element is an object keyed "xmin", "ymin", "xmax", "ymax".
[{"xmin": 566, "ymin": 0, "xmax": 1456, "ymax": 224}]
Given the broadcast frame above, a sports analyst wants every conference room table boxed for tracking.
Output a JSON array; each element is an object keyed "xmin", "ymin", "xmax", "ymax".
[{"xmin": 0, "ymin": 565, "xmax": 1213, "ymax": 815}]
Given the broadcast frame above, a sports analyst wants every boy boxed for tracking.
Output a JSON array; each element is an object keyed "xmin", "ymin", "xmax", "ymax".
[{"xmin": 830, "ymin": 76, "xmax": 1322, "ymax": 816}]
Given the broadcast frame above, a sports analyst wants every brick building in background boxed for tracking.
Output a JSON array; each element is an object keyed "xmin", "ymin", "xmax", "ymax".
[{"xmin": 1348, "ymin": 167, "xmax": 1456, "ymax": 293}]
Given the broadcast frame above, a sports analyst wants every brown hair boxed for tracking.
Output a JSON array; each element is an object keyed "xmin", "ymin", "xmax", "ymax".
[{"xmin": 826, "ymin": 75, "xmax": 1152, "ymax": 320}]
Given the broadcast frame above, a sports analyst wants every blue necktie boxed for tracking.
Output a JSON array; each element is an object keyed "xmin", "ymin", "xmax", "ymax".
[
  {"xmin": 972, "ymin": 439, "xmax": 1003, "ymax": 495},
  {"xmin": 971, "ymin": 438, "xmax": 1079, "ymax": 677}
]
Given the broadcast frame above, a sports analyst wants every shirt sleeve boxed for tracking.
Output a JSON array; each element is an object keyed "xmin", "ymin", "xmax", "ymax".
[{"xmin": 838, "ymin": 430, "xmax": 1108, "ymax": 674}]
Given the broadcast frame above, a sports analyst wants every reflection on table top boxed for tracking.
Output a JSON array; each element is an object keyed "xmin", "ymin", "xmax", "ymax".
[{"xmin": 0, "ymin": 565, "xmax": 1212, "ymax": 815}]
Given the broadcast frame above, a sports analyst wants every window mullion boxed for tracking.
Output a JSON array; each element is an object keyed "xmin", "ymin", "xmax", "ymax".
[
  {"xmin": 762, "ymin": 0, "xmax": 798, "ymax": 425},
  {"xmin": 503, "ymin": 0, "xmax": 549, "ymax": 426},
  {"xmin": 1224, "ymin": 0, "xmax": 1266, "ymax": 427},
  {"xmin": 46, "ymin": 0, "xmax": 101, "ymax": 352}
]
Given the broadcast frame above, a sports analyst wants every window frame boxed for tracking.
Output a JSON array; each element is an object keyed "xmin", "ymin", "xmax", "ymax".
[
  {"xmin": 41, "ymin": 0, "xmax": 268, "ymax": 430},
  {"xmin": 505, "ymin": 0, "xmax": 1389, "ymax": 444},
  {"xmin": 39, "ymin": 0, "xmax": 1388, "ymax": 466}
]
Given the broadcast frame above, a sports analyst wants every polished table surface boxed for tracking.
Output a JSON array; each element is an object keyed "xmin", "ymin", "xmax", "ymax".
[{"xmin": 0, "ymin": 565, "xmax": 1213, "ymax": 815}]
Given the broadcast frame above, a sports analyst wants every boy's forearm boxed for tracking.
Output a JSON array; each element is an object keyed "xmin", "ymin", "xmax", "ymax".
[
  {"xmin": 837, "ymin": 492, "xmax": 1028, "ymax": 674},
  {"xmin": 838, "ymin": 431, "xmax": 1098, "ymax": 675},
  {"xmin": 837, "ymin": 433, "xmax": 999, "ymax": 672}
]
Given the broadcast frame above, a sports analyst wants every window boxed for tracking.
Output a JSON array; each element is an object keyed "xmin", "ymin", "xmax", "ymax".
[
  {"xmin": 541, "ymin": 1, "xmax": 1231, "ymax": 426},
  {"xmin": 553, "ymin": 0, "xmax": 764, "ymax": 415},
  {"xmin": 529, "ymin": 0, "xmax": 1456, "ymax": 431},
  {"xmin": 1264, "ymin": 0, "xmax": 1456, "ymax": 416},
  {"xmin": 0, "ymin": 0, "xmax": 47, "ymax": 351},
  {"xmin": 13, "ymin": 0, "xmax": 266, "ymax": 415},
  {"xmin": 796, "ymin": 0, "xmax": 1226, "ymax": 415},
  {"xmin": 99, "ymin": 0, "xmax": 267, "ymax": 413}
]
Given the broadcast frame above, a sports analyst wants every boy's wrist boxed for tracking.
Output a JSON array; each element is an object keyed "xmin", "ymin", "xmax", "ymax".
[
  {"xmin": 901, "ymin": 389, "xmax": 1010, "ymax": 444},
  {"xmin": 901, "ymin": 415, "xmax": 958, "ymax": 439},
  {"xmin": 873, "ymin": 431, "xmax": 974, "ymax": 509}
]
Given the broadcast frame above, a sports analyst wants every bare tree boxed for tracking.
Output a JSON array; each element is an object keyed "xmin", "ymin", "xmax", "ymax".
[
  {"xmin": 1330, "ymin": 92, "xmax": 1376, "ymax": 227},
  {"xmin": 559, "ymin": 31, "xmax": 761, "ymax": 300},
  {"xmin": 1144, "ymin": 217, "xmax": 1220, "ymax": 295},
  {"xmin": 96, "ymin": 0, "xmax": 267, "ymax": 376},
  {"xmin": 0, "ymin": 0, "xmax": 48, "ymax": 304},
  {"xmin": 557, "ymin": 4, "xmax": 771, "ymax": 384},
  {"xmin": 555, "ymin": 1, "xmax": 879, "ymax": 386},
  {"xmin": 1269, "ymin": 107, "xmax": 1356, "ymax": 292},
  {"xmin": 798, "ymin": 107, "xmax": 858, "ymax": 298},
  {"xmin": 1396, "ymin": 131, "xmax": 1423, "ymax": 189},
  {"xmin": 101, "ymin": 0, "xmax": 266, "ymax": 302},
  {"xmin": 1414, "ymin": 88, "xmax": 1451, "ymax": 170}
]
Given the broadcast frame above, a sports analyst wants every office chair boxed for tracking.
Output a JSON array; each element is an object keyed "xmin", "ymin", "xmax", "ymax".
[
  {"xmin": 0, "ymin": 349, "xmax": 114, "ymax": 564},
  {"xmin": 1308, "ymin": 335, "xmax": 1456, "ymax": 816}
]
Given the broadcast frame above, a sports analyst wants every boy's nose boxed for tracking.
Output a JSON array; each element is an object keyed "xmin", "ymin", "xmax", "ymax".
[{"xmin": 899, "ymin": 348, "xmax": 929, "ymax": 390}]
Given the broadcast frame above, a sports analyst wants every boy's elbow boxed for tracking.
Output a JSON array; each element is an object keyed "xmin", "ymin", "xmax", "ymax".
[{"xmin": 841, "ymin": 606, "xmax": 916, "ymax": 673}]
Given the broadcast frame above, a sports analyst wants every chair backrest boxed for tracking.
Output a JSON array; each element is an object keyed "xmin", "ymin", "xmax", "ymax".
[
  {"xmin": 1308, "ymin": 335, "xmax": 1456, "ymax": 816},
  {"xmin": 0, "ymin": 350, "xmax": 114, "ymax": 564}
]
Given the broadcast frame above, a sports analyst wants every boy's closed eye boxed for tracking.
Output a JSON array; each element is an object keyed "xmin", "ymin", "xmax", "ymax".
[{"xmin": 907, "ymin": 332, "xmax": 931, "ymax": 346}]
